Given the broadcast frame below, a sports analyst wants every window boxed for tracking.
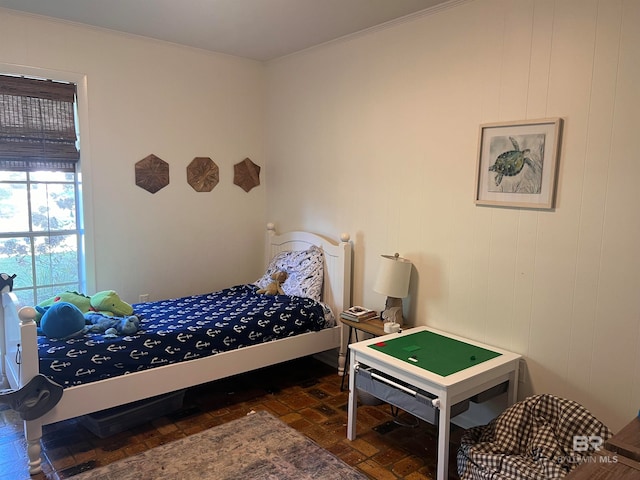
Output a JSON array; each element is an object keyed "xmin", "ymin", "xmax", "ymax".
[{"xmin": 0, "ymin": 74, "xmax": 84, "ymax": 307}]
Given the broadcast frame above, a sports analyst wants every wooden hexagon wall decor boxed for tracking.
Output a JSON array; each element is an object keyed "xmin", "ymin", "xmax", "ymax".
[
  {"xmin": 135, "ymin": 154, "xmax": 169, "ymax": 194},
  {"xmin": 233, "ymin": 157, "xmax": 261, "ymax": 192},
  {"xmin": 187, "ymin": 157, "xmax": 219, "ymax": 192}
]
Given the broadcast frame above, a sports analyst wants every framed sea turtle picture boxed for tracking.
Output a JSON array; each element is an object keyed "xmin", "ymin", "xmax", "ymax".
[{"xmin": 474, "ymin": 118, "xmax": 563, "ymax": 209}]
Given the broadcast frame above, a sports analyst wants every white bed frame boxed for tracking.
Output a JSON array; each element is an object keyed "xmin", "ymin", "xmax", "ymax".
[{"xmin": 0, "ymin": 223, "xmax": 352, "ymax": 474}]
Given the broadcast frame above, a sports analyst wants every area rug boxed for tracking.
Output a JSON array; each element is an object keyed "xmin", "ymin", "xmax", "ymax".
[{"xmin": 72, "ymin": 410, "xmax": 367, "ymax": 479}]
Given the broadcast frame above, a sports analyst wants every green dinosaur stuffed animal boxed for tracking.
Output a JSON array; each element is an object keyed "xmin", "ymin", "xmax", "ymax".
[
  {"xmin": 35, "ymin": 290, "xmax": 133, "ymax": 324},
  {"xmin": 90, "ymin": 290, "xmax": 134, "ymax": 317}
]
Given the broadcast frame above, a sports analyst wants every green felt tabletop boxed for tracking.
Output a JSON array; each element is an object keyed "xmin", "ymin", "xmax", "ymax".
[{"xmin": 368, "ymin": 330, "xmax": 502, "ymax": 376}]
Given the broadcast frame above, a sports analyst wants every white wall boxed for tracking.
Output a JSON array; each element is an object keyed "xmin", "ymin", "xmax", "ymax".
[
  {"xmin": 265, "ymin": 0, "xmax": 640, "ymax": 432},
  {"xmin": 0, "ymin": 9, "xmax": 267, "ymax": 302},
  {"xmin": 1, "ymin": 0, "xmax": 638, "ymax": 433}
]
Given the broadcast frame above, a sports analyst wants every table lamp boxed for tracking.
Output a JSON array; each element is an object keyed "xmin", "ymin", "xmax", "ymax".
[{"xmin": 373, "ymin": 253, "xmax": 411, "ymax": 331}]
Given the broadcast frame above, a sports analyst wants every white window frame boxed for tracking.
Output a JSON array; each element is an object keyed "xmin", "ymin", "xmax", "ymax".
[{"xmin": 1, "ymin": 63, "xmax": 96, "ymax": 297}]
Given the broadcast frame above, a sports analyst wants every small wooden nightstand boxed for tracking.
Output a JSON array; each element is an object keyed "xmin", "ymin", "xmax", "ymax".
[
  {"xmin": 606, "ymin": 416, "xmax": 640, "ymax": 462},
  {"xmin": 339, "ymin": 316, "xmax": 385, "ymax": 391},
  {"xmin": 565, "ymin": 417, "xmax": 640, "ymax": 479}
]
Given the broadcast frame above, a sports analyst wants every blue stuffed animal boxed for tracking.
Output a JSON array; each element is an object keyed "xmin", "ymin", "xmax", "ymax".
[
  {"xmin": 37, "ymin": 302, "xmax": 86, "ymax": 339},
  {"xmin": 85, "ymin": 312, "xmax": 140, "ymax": 337}
]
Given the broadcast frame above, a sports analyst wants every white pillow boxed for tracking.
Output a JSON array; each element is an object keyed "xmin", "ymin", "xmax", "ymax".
[{"xmin": 255, "ymin": 245, "xmax": 324, "ymax": 302}]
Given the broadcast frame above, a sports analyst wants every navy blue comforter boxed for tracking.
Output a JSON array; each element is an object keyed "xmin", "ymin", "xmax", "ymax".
[{"xmin": 37, "ymin": 285, "xmax": 328, "ymax": 387}]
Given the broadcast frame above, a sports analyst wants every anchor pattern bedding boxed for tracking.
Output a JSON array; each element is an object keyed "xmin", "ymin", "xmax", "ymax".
[{"xmin": 37, "ymin": 284, "xmax": 330, "ymax": 387}]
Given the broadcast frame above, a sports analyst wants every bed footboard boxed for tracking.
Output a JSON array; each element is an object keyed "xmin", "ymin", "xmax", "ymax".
[{"xmin": 1, "ymin": 293, "xmax": 44, "ymax": 473}]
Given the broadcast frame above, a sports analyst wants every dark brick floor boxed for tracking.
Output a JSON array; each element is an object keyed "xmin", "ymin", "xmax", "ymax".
[{"xmin": 0, "ymin": 357, "xmax": 462, "ymax": 479}]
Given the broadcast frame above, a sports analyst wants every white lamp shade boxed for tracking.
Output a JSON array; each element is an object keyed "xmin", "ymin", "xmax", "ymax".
[{"xmin": 373, "ymin": 254, "xmax": 412, "ymax": 299}]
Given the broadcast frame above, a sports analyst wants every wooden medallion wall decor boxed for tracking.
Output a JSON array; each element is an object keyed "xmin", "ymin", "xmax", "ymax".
[
  {"xmin": 134, "ymin": 154, "xmax": 260, "ymax": 193},
  {"xmin": 135, "ymin": 154, "xmax": 169, "ymax": 194},
  {"xmin": 233, "ymin": 157, "xmax": 261, "ymax": 192},
  {"xmin": 187, "ymin": 157, "xmax": 219, "ymax": 192}
]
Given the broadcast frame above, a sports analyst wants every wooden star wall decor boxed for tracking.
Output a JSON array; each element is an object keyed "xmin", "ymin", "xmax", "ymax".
[
  {"xmin": 233, "ymin": 157, "xmax": 261, "ymax": 192},
  {"xmin": 187, "ymin": 157, "xmax": 219, "ymax": 192},
  {"xmin": 135, "ymin": 154, "xmax": 169, "ymax": 194}
]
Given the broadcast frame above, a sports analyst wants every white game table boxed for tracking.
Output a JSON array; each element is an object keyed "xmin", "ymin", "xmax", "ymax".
[{"xmin": 347, "ymin": 326, "xmax": 521, "ymax": 480}]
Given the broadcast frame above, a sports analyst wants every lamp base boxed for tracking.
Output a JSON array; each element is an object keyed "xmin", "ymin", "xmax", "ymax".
[
  {"xmin": 381, "ymin": 296, "xmax": 403, "ymax": 326},
  {"xmin": 384, "ymin": 322, "xmax": 401, "ymax": 334}
]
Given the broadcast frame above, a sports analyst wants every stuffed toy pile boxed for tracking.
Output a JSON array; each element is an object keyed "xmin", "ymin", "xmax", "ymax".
[{"xmin": 36, "ymin": 290, "xmax": 140, "ymax": 339}]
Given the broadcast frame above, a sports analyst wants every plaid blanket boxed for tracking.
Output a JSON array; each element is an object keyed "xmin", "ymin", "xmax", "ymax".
[{"xmin": 457, "ymin": 394, "xmax": 611, "ymax": 480}]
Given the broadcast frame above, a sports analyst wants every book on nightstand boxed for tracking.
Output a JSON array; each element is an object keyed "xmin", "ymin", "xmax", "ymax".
[{"xmin": 340, "ymin": 306, "xmax": 378, "ymax": 322}]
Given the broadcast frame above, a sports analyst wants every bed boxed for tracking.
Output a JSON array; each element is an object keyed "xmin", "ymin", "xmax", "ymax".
[{"xmin": 0, "ymin": 224, "xmax": 352, "ymax": 474}]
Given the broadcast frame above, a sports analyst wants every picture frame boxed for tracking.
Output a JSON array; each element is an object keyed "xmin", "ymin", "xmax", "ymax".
[{"xmin": 474, "ymin": 118, "xmax": 563, "ymax": 209}]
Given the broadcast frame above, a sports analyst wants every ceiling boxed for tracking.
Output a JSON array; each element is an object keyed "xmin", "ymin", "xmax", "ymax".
[{"xmin": 0, "ymin": 0, "xmax": 452, "ymax": 61}]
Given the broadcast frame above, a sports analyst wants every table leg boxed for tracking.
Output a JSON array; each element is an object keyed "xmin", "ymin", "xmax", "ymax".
[
  {"xmin": 347, "ymin": 354, "xmax": 358, "ymax": 440},
  {"xmin": 507, "ymin": 367, "xmax": 518, "ymax": 406},
  {"xmin": 340, "ymin": 326, "xmax": 354, "ymax": 391},
  {"xmin": 436, "ymin": 396, "xmax": 451, "ymax": 480}
]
